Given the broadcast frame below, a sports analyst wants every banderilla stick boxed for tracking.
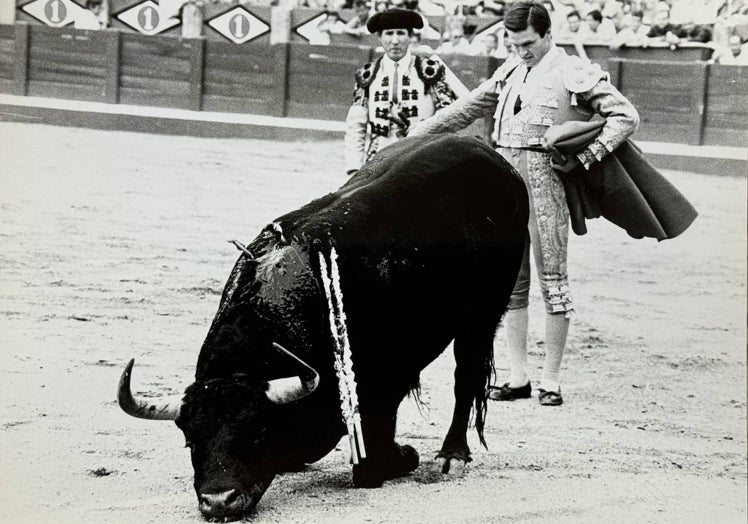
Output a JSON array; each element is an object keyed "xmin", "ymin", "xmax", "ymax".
[{"xmin": 228, "ymin": 239, "xmax": 254, "ymax": 259}]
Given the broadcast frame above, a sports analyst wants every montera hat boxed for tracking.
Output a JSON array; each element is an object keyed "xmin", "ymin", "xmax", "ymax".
[{"xmin": 366, "ymin": 8, "xmax": 424, "ymax": 33}]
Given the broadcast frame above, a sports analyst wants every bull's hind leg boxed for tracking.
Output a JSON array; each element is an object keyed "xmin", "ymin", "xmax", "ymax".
[
  {"xmin": 352, "ymin": 388, "xmax": 418, "ymax": 488},
  {"xmin": 437, "ymin": 323, "xmax": 495, "ymax": 474}
]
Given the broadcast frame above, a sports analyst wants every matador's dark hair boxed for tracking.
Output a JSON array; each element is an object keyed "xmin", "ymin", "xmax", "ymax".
[{"xmin": 504, "ymin": 1, "xmax": 552, "ymax": 37}]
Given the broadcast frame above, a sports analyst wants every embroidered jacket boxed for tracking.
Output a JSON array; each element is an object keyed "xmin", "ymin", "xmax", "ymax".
[
  {"xmin": 409, "ymin": 46, "xmax": 639, "ymax": 316},
  {"xmin": 410, "ymin": 47, "xmax": 639, "ymax": 169},
  {"xmin": 343, "ymin": 51, "xmax": 468, "ymax": 174}
]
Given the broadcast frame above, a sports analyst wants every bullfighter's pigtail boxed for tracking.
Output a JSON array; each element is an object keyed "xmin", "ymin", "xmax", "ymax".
[{"xmin": 318, "ymin": 247, "xmax": 366, "ymax": 464}]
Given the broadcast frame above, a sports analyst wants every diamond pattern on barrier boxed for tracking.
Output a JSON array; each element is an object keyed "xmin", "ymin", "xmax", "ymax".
[
  {"xmin": 116, "ymin": 0, "xmax": 179, "ymax": 36},
  {"xmin": 207, "ymin": 6, "xmax": 270, "ymax": 44},
  {"xmin": 21, "ymin": 0, "xmax": 84, "ymax": 28}
]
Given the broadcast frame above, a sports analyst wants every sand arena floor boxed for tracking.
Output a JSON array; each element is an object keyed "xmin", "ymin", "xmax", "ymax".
[{"xmin": 0, "ymin": 122, "xmax": 745, "ymax": 523}]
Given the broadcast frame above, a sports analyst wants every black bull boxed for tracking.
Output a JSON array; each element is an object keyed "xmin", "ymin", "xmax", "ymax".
[{"xmin": 117, "ymin": 135, "xmax": 529, "ymax": 521}]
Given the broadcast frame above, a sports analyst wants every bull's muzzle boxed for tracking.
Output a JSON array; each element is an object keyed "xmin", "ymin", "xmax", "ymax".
[
  {"xmin": 198, "ymin": 481, "xmax": 272, "ymax": 521},
  {"xmin": 199, "ymin": 489, "xmax": 241, "ymax": 519}
]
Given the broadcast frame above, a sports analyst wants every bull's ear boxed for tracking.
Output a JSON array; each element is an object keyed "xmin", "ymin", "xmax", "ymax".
[{"xmin": 264, "ymin": 343, "xmax": 319, "ymax": 404}]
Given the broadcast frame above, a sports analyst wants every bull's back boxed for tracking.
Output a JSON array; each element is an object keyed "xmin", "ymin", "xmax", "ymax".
[
  {"xmin": 299, "ymin": 135, "xmax": 528, "ymax": 249},
  {"xmin": 344, "ymin": 135, "xmax": 526, "ymax": 226},
  {"xmin": 305, "ymin": 135, "xmax": 528, "ymax": 381}
]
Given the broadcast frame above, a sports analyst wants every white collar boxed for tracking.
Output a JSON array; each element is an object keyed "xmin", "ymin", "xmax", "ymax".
[
  {"xmin": 382, "ymin": 51, "xmax": 413, "ymax": 74},
  {"xmin": 527, "ymin": 44, "xmax": 562, "ymax": 78}
]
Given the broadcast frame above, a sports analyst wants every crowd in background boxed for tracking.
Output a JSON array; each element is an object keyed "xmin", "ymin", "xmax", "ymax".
[
  {"xmin": 36, "ymin": 0, "xmax": 748, "ymax": 65},
  {"xmin": 310, "ymin": 0, "xmax": 748, "ymax": 64}
]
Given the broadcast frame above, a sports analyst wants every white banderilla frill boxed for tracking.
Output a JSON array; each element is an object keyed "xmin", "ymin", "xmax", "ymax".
[{"xmin": 318, "ymin": 247, "xmax": 366, "ymax": 464}]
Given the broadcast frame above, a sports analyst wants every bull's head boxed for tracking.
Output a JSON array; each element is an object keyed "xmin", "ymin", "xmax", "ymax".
[{"xmin": 117, "ymin": 343, "xmax": 319, "ymax": 521}]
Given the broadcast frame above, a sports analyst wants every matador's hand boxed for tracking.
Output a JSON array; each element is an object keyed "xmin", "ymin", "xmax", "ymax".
[
  {"xmin": 550, "ymin": 152, "xmax": 582, "ymax": 173},
  {"xmin": 389, "ymin": 112, "xmax": 411, "ymax": 138}
]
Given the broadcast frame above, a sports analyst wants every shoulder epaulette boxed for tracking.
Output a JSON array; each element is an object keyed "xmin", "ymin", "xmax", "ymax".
[
  {"xmin": 415, "ymin": 55, "xmax": 446, "ymax": 85},
  {"xmin": 355, "ymin": 57, "xmax": 382, "ymax": 89},
  {"xmin": 563, "ymin": 55, "xmax": 609, "ymax": 93}
]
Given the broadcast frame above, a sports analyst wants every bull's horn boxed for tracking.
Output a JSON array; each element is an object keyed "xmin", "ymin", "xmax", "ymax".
[
  {"xmin": 117, "ymin": 359, "xmax": 182, "ymax": 420},
  {"xmin": 265, "ymin": 343, "xmax": 320, "ymax": 405}
]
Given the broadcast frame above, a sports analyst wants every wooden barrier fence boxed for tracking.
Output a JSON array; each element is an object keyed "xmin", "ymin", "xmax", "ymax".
[{"xmin": 1, "ymin": 22, "xmax": 746, "ymax": 147}]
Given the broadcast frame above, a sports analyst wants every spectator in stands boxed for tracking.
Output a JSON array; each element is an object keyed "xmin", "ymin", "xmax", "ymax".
[
  {"xmin": 402, "ymin": 0, "xmax": 440, "ymax": 39},
  {"xmin": 472, "ymin": 31, "xmax": 501, "ymax": 56},
  {"xmin": 666, "ymin": 0, "xmax": 693, "ymax": 27},
  {"xmin": 584, "ymin": 9, "xmax": 617, "ymax": 41},
  {"xmin": 476, "ymin": 31, "xmax": 498, "ymax": 54},
  {"xmin": 675, "ymin": 22, "xmax": 713, "ymax": 44},
  {"xmin": 601, "ymin": 0, "xmax": 624, "ymax": 29},
  {"xmin": 609, "ymin": 8, "xmax": 649, "ymax": 47},
  {"xmin": 719, "ymin": 0, "xmax": 748, "ymax": 16},
  {"xmin": 299, "ymin": 0, "xmax": 330, "ymax": 7},
  {"xmin": 468, "ymin": 22, "xmax": 513, "ymax": 57},
  {"xmin": 429, "ymin": 0, "xmax": 483, "ymax": 18},
  {"xmin": 410, "ymin": 30, "xmax": 438, "ymax": 54},
  {"xmin": 74, "ymin": 0, "xmax": 109, "ymax": 29},
  {"xmin": 619, "ymin": 0, "xmax": 640, "ymax": 27},
  {"xmin": 555, "ymin": 8, "xmax": 584, "ymax": 40},
  {"xmin": 555, "ymin": 8, "xmax": 590, "ymax": 58},
  {"xmin": 714, "ymin": 1, "xmax": 748, "ymax": 49},
  {"xmin": 344, "ymin": 9, "xmax": 468, "ymax": 174},
  {"xmin": 644, "ymin": 6, "xmax": 680, "ymax": 46},
  {"xmin": 713, "ymin": 33, "xmax": 748, "ymax": 64},
  {"xmin": 181, "ymin": 0, "xmax": 204, "ymax": 38},
  {"xmin": 557, "ymin": 0, "xmax": 586, "ymax": 12},
  {"xmin": 344, "ymin": 0, "xmax": 372, "ymax": 38},
  {"xmin": 540, "ymin": 0, "xmax": 568, "ymax": 30},
  {"xmin": 577, "ymin": 0, "xmax": 603, "ymax": 16},
  {"xmin": 694, "ymin": 0, "xmax": 722, "ymax": 27},
  {"xmin": 374, "ymin": 0, "xmax": 390, "ymax": 12},
  {"xmin": 312, "ymin": 10, "xmax": 348, "ymax": 44},
  {"xmin": 480, "ymin": 0, "xmax": 506, "ymax": 18},
  {"xmin": 436, "ymin": 22, "xmax": 475, "ymax": 53},
  {"xmin": 645, "ymin": 4, "xmax": 674, "ymax": 35},
  {"xmin": 656, "ymin": 0, "xmax": 714, "ymax": 44}
]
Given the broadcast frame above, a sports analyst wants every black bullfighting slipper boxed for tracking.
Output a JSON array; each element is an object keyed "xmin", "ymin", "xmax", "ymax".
[
  {"xmin": 488, "ymin": 381, "xmax": 531, "ymax": 401},
  {"xmin": 538, "ymin": 388, "xmax": 563, "ymax": 406}
]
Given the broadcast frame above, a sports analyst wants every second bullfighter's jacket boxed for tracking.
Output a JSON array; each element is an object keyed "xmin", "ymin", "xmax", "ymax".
[{"xmin": 344, "ymin": 50, "xmax": 468, "ymax": 174}]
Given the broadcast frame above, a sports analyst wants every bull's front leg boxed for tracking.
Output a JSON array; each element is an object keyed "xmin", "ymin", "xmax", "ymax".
[{"xmin": 352, "ymin": 390, "xmax": 418, "ymax": 488}]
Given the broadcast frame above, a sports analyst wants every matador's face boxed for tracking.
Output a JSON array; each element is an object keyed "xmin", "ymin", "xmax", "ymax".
[
  {"xmin": 380, "ymin": 28, "xmax": 412, "ymax": 61},
  {"xmin": 505, "ymin": 27, "xmax": 552, "ymax": 69}
]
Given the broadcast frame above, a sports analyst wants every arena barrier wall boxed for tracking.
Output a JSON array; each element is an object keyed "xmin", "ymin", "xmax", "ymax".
[
  {"xmin": 704, "ymin": 64, "xmax": 748, "ymax": 148},
  {"xmin": 202, "ymin": 39, "xmax": 285, "ymax": 115},
  {"xmin": 609, "ymin": 58, "xmax": 709, "ymax": 146},
  {"xmin": 0, "ymin": 24, "xmax": 16, "ymax": 93},
  {"xmin": 1, "ymin": 22, "xmax": 746, "ymax": 148},
  {"xmin": 285, "ymin": 42, "xmax": 371, "ymax": 121},
  {"xmin": 560, "ymin": 42, "xmax": 714, "ymax": 73},
  {"xmin": 608, "ymin": 58, "xmax": 748, "ymax": 148}
]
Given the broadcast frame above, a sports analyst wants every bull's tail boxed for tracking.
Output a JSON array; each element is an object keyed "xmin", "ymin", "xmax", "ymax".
[{"xmin": 475, "ymin": 351, "xmax": 495, "ymax": 449}]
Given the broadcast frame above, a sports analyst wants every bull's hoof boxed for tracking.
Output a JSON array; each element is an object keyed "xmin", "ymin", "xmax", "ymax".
[
  {"xmin": 352, "ymin": 445, "xmax": 421, "ymax": 488},
  {"xmin": 434, "ymin": 456, "xmax": 468, "ymax": 475},
  {"xmin": 352, "ymin": 463, "xmax": 385, "ymax": 489},
  {"xmin": 394, "ymin": 444, "xmax": 419, "ymax": 475}
]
